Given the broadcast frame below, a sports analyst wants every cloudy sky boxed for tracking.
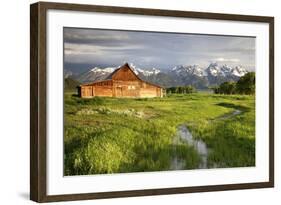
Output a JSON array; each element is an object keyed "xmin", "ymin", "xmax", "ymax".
[{"xmin": 64, "ymin": 27, "xmax": 255, "ymax": 72}]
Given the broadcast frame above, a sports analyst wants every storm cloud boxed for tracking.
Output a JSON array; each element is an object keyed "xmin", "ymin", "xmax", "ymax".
[{"xmin": 64, "ymin": 27, "xmax": 255, "ymax": 71}]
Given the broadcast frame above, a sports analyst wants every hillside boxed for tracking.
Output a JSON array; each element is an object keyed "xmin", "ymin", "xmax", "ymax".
[{"xmin": 64, "ymin": 77, "xmax": 80, "ymax": 91}]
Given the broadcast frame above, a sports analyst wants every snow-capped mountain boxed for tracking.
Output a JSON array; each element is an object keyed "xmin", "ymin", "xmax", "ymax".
[
  {"xmin": 71, "ymin": 62, "xmax": 250, "ymax": 88},
  {"xmin": 169, "ymin": 65, "xmax": 209, "ymax": 88},
  {"xmin": 128, "ymin": 63, "xmax": 161, "ymax": 76},
  {"xmin": 206, "ymin": 63, "xmax": 248, "ymax": 77},
  {"xmin": 172, "ymin": 65, "xmax": 207, "ymax": 77},
  {"xmin": 205, "ymin": 63, "xmax": 248, "ymax": 85},
  {"xmin": 206, "ymin": 63, "xmax": 223, "ymax": 77},
  {"xmin": 168, "ymin": 63, "xmax": 249, "ymax": 88},
  {"xmin": 77, "ymin": 67, "xmax": 116, "ymax": 83},
  {"xmin": 231, "ymin": 65, "xmax": 248, "ymax": 77}
]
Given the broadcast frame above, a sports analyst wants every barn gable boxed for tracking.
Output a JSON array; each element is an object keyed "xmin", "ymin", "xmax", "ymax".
[{"xmin": 106, "ymin": 63, "xmax": 141, "ymax": 82}]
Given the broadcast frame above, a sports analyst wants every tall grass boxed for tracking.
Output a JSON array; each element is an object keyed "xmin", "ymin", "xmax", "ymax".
[{"xmin": 64, "ymin": 92, "xmax": 255, "ymax": 175}]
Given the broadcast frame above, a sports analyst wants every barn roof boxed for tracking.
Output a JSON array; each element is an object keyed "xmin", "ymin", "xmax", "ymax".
[
  {"xmin": 79, "ymin": 79, "xmax": 112, "ymax": 87},
  {"xmin": 105, "ymin": 63, "xmax": 138, "ymax": 80},
  {"xmin": 79, "ymin": 63, "xmax": 164, "ymax": 88}
]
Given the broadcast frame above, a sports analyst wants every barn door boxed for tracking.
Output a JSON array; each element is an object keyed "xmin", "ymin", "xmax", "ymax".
[
  {"xmin": 116, "ymin": 87, "xmax": 122, "ymax": 97},
  {"xmin": 86, "ymin": 87, "xmax": 93, "ymax": 97}
]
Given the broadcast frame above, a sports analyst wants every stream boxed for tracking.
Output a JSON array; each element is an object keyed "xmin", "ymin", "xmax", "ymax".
[{"xmin": 170, "ymin": 109, "xmax": 242, "ymax": 170}]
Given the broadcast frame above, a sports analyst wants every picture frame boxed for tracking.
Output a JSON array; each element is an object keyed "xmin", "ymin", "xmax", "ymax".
[{"xmin": 30, "ymin": 1, "xmax": 274, "ymax": 202}]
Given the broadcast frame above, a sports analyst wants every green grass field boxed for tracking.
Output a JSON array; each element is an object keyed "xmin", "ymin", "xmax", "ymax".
[{"xmin": 64, "ymin": 92, "xmax": 255, "ymax": 176}]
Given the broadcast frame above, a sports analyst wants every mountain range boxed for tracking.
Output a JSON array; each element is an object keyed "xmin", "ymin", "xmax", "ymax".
[{"xmin": 65, "ymin": 63, "xmax": 250, "ymax": 89}]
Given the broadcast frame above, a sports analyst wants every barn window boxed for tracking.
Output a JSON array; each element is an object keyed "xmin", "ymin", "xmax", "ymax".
[{"xmin": 128, "ymin": 85, "xmax": 135, "ymax": 90}]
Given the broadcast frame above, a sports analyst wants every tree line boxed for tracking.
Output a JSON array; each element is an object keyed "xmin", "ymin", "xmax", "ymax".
[
  {"xmin": 166, "ymin": 85, "xmax": 196, "ymax": 94},
  {"xmin": 212, "ymin": 72, "xmax": 255, "ymax": 95},
  {"xmin": 165, "ymin": 72, "xmax": 255, "ymax": 95}
]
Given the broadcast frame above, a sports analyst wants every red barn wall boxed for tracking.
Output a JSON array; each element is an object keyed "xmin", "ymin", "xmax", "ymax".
[
  {"xmin": 139, "ymin": 83, "xmax": 162, "ymax": 98},
  {"xmin": 80, "ymin": 82, "xmax": 163, "ymax": 98},
  {"xmin": 113, "ymin": 80, "xmax": 141, "ymax": 97},
  {"xmin": 80, "ymin": 86, "xmax": 93, "ymax": 98},
  {"xmin": 94, "ymin": 86, "xmax": 113, "ymax": 97},
  {"xmin": 80, "ymin": 81, "xmax": 113, "ymax": 98}
]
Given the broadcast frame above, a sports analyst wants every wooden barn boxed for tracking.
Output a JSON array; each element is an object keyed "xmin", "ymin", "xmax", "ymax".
[{"xmin": 77, "ymin": 63, "xmax": 165, "ymax": 98}]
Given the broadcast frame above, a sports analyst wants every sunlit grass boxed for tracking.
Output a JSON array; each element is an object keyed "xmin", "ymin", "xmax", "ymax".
[{"xmin": 64, "ymin": 92, "xmax": 255, "ymax": 175}]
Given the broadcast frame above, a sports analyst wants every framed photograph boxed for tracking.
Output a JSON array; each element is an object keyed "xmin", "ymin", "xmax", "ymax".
[{"xmin": 30, "ymin": 1, "xmax": 274, "ymax": 202}]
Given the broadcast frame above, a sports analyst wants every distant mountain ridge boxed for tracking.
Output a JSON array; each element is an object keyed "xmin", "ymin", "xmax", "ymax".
[
  {"xmin": 65, "ymin": 62, "xmax": 250, "ymax": 89},
  {"xmin": 76, "ymin": 67, "xmax": 116, "ymax": 83}
]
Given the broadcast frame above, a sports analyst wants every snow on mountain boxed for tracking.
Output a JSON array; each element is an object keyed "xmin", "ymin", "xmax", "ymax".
[
  {"xmin": 127, "ymin": 63, "xmax": 139, "ymax": 75},
  {"xmin": 128, "ymin": 63, "xmax": 161, "ymax": 76},
  {"xmin": 206, "ymin": 63, "xmax": 248, "ymax": 77},
  {"xmin": 206, "ymin": 63, "xmax": 222, "ymax": 77},
  {"xmin": 137, "ymin": 67, "xmax": 161, "ymax": 76},
  {"xmin": 169, "ymin": 63, "xmax": 250, "ymax": 88},
  {"xmin": 172, "ymin": 65, "xmax": 207, "ymax": 77},
  {"xmin": 77, "ymin": 66, "xmax": 117, "ymax": 83},
  {"xmin": 231, "ymin": 65, "xmax": 248, "ymax": 77},
  {"xmin": 90, "ymin": 67, "xmax": 116, "ymax": 73}
]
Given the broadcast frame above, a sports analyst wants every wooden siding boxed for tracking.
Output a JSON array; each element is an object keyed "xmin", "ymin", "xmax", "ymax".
[
  {"xmin": 140, "ymin": 87, "xmax": 162, "ymax": 98},
  {"xmin": 113, "ymin": 80, "xmax": 141, "ymax": 98},
  {"xmin": 94, "ymin": 85, "xmax": 113, "ymax": 97},
  {"xmin": 80, "ymin": 86, "xmax": 93, "ymax": 98}
]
